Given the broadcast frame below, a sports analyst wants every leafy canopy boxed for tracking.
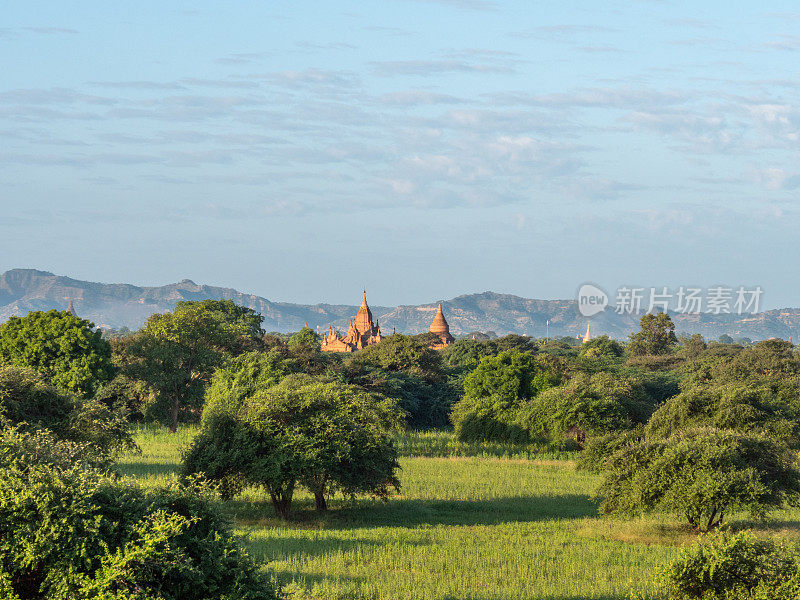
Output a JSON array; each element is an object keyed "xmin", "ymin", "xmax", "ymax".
[
  {"xmin": 597, "ymin": 427, "xmax": 800, "ymax": 531},
  {"xmin": 183, "ymin": 374, "xmax": 402, "ymax": 518},
  {"xmin": 628, "ymin": 312, "xmax": 678, "ymax": 356},
  {"xmin": 0, "ymin": 309, "xmax": 114, "ymax": 396}
]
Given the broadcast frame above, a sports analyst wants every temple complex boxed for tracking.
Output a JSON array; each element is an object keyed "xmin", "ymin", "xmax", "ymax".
[
  {"xmin": 321, "ymin": 292, "xmax": 383, "ymax": 352},
  {"xmin": 429, "ymin": 303, "xmax": 454, "ymax": 349},
  {"xmin": 321, "ymin": 293, "xmax": 455, "ymax": 352}
]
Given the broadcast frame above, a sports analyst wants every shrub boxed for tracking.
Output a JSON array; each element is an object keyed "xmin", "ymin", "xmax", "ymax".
[
  {"xmin": 0, "ymin": 427, "xmax": 277, "ymax": 600},
  {"xmin": 662, "ymin": 529, "xmax": 800, "ymax": 599},
  {"xmin": 0, "ymin": 309, "xmax": 115, "ymax": 396},
  {"xmin": 0, "ymin": 364, "xmax": 134, "ymax": 458},
  {"xmin": 598, "ymin": 428, "xmax": 800, "ymax": 531},
  {"xmin": 350, "ymin": 334, "xmax": 444, "ymax": 382},
  {"xmin": 451, "ymin": 350, "xmax": 557, "ymax": 443},
  {"xmin": 576, "ymin": 427, "xmax": 645, "ymax": 472},
  {"xmin": 202, "ymin": 351, "xmax": 291, "ymax": 426},
  {"xmin": 646, "ymin": 383, "xmax": 799, "ymax": 445},
  {"xmin": 520, "ymin": 372, "xmax": 653, "ymax": 443},
  {"xmin": 579, "ymin": 335, "xmax": 624, "ymax": 358}
]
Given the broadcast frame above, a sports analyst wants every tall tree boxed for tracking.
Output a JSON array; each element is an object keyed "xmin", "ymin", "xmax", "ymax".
[
  {"xmin": 628, "ymin": 312, "xmax": 678, "ymax": 356},
  {"xmin": 119, "ymin": 300, "xmax": 263, "ymax": 432},
  {"xmin": 0, "ymin": 310, "xmax": 114, "ymax": 396}
]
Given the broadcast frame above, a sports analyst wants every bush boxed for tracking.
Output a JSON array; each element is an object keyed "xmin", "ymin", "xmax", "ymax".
[
  {"xmin": 350, "ymin": 334, "xmax": 444, "ymax": 382},
  {"xmin": 576, "ymin": 427, "xmax": 645, "ymax": 472},
  {"xmin": 0, "ymin": 309, "xmax": 115, "ymax": 397},
  {"xmin": 662, "ymin": 529, "xmax": 800, "ymax": 599},
  {"xmin": 646, "ymin": 383, "xmax": 799, "ymax": 445},
  {"xmin": 598, "ymin": 428, "xmax": 800, "ymax": 531},
  {"xmin": 579, "ymin": 335, "xmax": 624, "ymax": 358},
  {"xmin": 0, "ymin": 427, "xmax": 277, "ymax": 600},
  {"xmin": 184, "ymin": 375, "xmax": 403, "ymax": 518},
  {"xmin": 0, "ymin": 364, "xmax": 134, "ymax": 458},
  {"xmin": 451, "ymin": 350, "xmax": 557, "ymax": 443},
  {"xmin": 520, "ymin": 372, "xmax": 653, "ymax": 443}
]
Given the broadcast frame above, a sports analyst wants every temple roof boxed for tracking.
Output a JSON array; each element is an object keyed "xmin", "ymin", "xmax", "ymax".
[
  {"xmin": 354, "ymin": 291, "xmax": 374, "ymax": 334},
  {"xmin": 430, "ymin": 303, "xmax": 450, "ymax": 335}
]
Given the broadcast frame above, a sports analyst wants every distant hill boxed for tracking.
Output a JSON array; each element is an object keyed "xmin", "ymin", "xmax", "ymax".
[{"xmin": 0, "ymin": 269, "xmax": 798, "ymax": 341}]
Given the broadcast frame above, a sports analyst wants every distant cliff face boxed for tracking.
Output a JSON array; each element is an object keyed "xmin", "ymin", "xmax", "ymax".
[{"xmin": 0, "ymin": 269, "xmax": 797, "ymax": 341}]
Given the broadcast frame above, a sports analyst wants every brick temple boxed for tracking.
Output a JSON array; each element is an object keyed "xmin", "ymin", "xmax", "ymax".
[{"xmin": 321, "ymin": 293, "xmax": 454, "ymax": 352}]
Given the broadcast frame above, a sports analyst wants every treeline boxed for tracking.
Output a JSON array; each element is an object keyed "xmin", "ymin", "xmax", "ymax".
[{"xmin": 3, "ymin": 302, "xmax": 800, "ymax": 599}]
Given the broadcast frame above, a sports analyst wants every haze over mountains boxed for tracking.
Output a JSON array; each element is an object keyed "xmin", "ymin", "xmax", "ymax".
[{"xmin": 1, "ymin": 269, "xmax": 798, "ymax": 341}]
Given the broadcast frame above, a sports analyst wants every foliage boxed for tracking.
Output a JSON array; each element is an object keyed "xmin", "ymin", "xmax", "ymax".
[
  {"xmin": 662, "ymin": 529, "xmax": 800, "ymax": 600},
  {"xmin": 201, "ymin": 351, "xmax": 291, "ymax": 426},
  {"xmin": 681, "ymin": 334, "xmax": 707, "ymax": 359},
  {"xmin": 0, "ymin": 364, "xmax": 134, "ymax": 457},
  {"xmin": 598, "ymin": 428, "xmax": 800, "ymax": 531},
  {"xmin": 350, "ymin": 333, "xmax": 444, "ymax": 382},
  {"xmin": 287, "ymin": 327, "xmax": 320, "ymax": 350},
  {"xmin": 0, "ymin": 427, "xmax": 277, "ymax": 600},
  {"xmin": 183, "ymin": 375, "xmax": 402, "ymax": 518},
  {"xmin": 451, "ymin": 350, "xmax": 558, "ymax": 443},
  {"xmin": 628, "ymin": 312, "xmax": 679, "ymax": 357},
  {"xmin": 0, "ymin": 309, "xmax": 115, "ymax": 396},
  {"xmin": 579, "ymin": 335, "xmax": 624, "ymax": 358},
  {"xmin": 118, "ymin": 300, "xmax": 263, "ymax": 432},
  {"xmin": 0, "ymin": 364, "xmax": 74, "ymax": 436},
  {"xmin": 440, "ymin": 338, "xmax": 496, "ymax": 368},
  {"xmin": 520, "ymin": 372, "xmax": 654, "ymax": 443},
  {"xmin": 576, "ymin": 427, "xmax": 645, "ymax": 472},
  {"xmin": 646, "ymin": 382, "xmax": 799, "ymax": 445}
]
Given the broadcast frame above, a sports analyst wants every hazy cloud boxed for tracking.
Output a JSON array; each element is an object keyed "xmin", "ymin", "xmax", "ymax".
[{"xmin": 371, "ymin": 59, "xmax": 513, "ymax": 76}]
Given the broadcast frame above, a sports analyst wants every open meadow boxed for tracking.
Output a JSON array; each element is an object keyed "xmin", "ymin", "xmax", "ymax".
[{"xmin": 113, "ymin": 425, "xmax": 780, "ymax": 600}]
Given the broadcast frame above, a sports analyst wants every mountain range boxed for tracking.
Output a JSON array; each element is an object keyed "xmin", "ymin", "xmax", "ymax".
[{"xmin": 1, "ymin": 269, "xmax": 798, "ymax": 341}]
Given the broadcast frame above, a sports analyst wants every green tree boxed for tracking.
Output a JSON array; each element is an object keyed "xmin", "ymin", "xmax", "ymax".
[
  {"xmin": 0, "ymin": 309, "xmax": 114, "ymax": 396},
  {"xmin": 627, "ymin": 312, "xmax": 678, "ymax": 356},
  {"xmin": 578, "ymin": 335, "xmax": 624, "ymax": 359},
  {"xmin": 0, "ymin": 364, "xmax": 134, "ymax": 458},
  {"xmin": 522, "ymin": 372, "xmax": 653, "ymax": 444},
  {"xmin": 351, "ymin": 333, "xmax": 443, "ymax": 382},
  {"xmin": 119, "ymin": 301, "xmax": 262, "ymax": 432},
  {"xmin": 288, "ymin": 326, "xmax": 321, "ymax": 350},
  {"xmin": 183, "ymin": 375, "xmax": 402, "ymax": 518},
  {"xmin": 662, "ymin": 529, "xmax": 800, "ymax": 600},
  {"xmin": 450, "ymin": 349, "xmax": 557, "ymax": 442},
  {"xmin": 646, "ymin": 382, "xmax": 799, "ymax": 445},
  {"xmin": 598, "ymin": 428, "xmax": 800, "ymax": 531},
  {"xmin": 682, "ymin": 333, "xmax": 707, "ymax": 359}
]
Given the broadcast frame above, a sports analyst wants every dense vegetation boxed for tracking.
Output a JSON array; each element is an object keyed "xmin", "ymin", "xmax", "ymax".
[{"xmin": 4, "ymin": 301, "xmax": 800, "ymax": 598}]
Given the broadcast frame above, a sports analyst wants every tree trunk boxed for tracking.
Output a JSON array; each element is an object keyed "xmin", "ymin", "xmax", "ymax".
[
  {"xmin": 270, "ymin": 490, "xmax": 293, "ymax": 520},
  {"xmin": 314, "ymin": 490, "xmax": 328, "ymax": 512},
  {"xmin": 169, "ymin": 396, "xmax": 180, "ymax": 433}
]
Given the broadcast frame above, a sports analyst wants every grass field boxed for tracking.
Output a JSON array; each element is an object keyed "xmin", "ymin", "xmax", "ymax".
[{"xmin": 117, "ymin": 425, "xmax": 800, "ymax": 600}]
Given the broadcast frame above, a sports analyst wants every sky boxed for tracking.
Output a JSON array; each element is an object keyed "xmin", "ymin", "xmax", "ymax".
[{"xmin": 2, "ymin": 1, "xmax": 799, "ymax": 308}]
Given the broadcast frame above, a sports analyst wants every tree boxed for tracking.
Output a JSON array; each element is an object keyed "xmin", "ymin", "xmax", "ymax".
[
  {"xmin": 183, "ymin": 375, "xmax": 402, "ymax": 518},
  {"xmin": 450, "ymin": 349, "xmax": 558, "ymax": 443},
  {"xmin": 0, "ymin": 309, "xmax": 114, "ymax": 396},
  {"xmin": 351, "ymin": 333, "xmax": 443, "ymax": 382},
  {"xmin": 579, "ymin": 335, "xmax": 624, "ymax": 359},
  {"xmin": 597, "ymin": 428, "xmax": 800, "ymax": 531},
  {"xmin": 627, "ymin": 312, "xmax": 678, "ymax": 356},
  {"xmin": 0, "ymin": 364, "xmax": 134, "ymax": 458},
  {"xmin": 682, "ymin": 333, "xmax": 707, "ymax": 359},
  {"xmin": 522, "ymin": 372, "xmax": 653, "ymax": 444},
  {"xmin": 119, "ymin": 301, "xmax": 263, "ymax": 432},
  {"xmin": 646, "ymin": 382, "xmax": 799, "ymax": 445},
  {"xmin": 662, "ymin": 529, "xmax": 800, "ymax": 600},
  {"xmin": 288, "ymin": 326, "xmax": 321, "ymax": 350}
]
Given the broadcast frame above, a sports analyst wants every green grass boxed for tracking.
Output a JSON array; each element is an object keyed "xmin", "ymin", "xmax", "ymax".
[{"xmin": 116, "ymin": 426, "xmax": 800, "ymax": 600}]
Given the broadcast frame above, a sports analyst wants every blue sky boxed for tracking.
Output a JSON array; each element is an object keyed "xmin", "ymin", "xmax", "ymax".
[{"xmin": 2, "ymin": 1, "xmax": 799, "ymax": 308}]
